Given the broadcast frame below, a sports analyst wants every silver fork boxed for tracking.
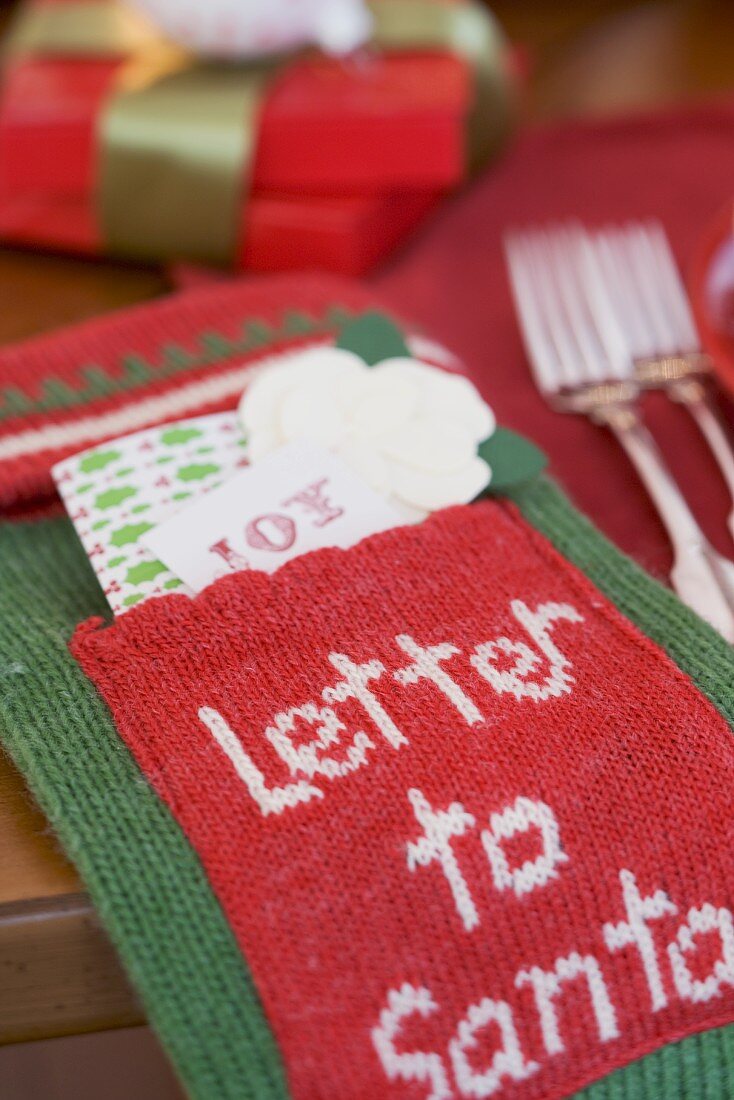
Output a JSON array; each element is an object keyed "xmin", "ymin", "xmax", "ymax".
[
  {"xmin": 587, "ymin": 220, "xmax": 734, "ymax": 540},
  {"xmin": 504, "ymin": 225, "xmax": 734, "ymax": 641}
]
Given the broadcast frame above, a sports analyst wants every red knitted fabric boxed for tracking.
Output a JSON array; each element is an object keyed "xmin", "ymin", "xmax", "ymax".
[
  {"xmin": 0, "ymin": 273, "xmax": 383, "ymax": 511},
  {"xmin": 73, "ymin": 499, "xmax": 734, "ymax": 1100}
]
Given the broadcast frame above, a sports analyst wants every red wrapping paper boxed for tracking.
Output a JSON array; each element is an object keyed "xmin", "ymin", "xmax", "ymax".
[
  {"xmin": 0, "ymin": 184, "xmax": 444, "ymax": 276},
  {"xmin": 0, "ymin": 52, "xmax": 470, "ymax": 195}
]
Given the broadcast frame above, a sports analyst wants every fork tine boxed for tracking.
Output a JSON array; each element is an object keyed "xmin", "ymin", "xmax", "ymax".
[
  {"xmin": 599, "ymin": 220, "xmax": 702, "ymax": 358},
  {"xmin": 522, "ymin": 230, "xmax": 592, "ymax": 389},
  {"xmin": 591, "ymin": 228, "xmax": 658, "ymax": 359},
  {"xmin": 506, "ymin": 230, "xmax": 590, "ymax": 394},
  {"xmin": 642, "ymin": 221, "xmax": 700, "ymax": 352},
  {"xmin": 568, "ymin": 227, "xmax": 634, "ymax": 382},
  {"xmin": 506, "ymin": 225, "xmax": 632, "ymax": 394},
  {"xmin": 504, "ymin": 231, "xmax": 565, "ymax": 394},
  {"xmin": 510, "ymin": 227, "xmax": 611, "ymax": 391},
  {"xmin": 621, "ymin": 224, "xmax": 679, "ymax": 355},
  {"xmin": 544, "ymin": 225, "xmax": 610, "ymax": 385}
]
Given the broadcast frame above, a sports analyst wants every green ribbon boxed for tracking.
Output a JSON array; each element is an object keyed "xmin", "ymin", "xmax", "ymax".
[{"xmin": 4, "ymin": 0, "xmax": 512, "ymax": 266}]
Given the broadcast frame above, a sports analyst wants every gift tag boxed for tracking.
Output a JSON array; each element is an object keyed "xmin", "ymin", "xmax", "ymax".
[
  {"xmin": 52, "ymin": 413, "xmax": 248, "ymax": 614},
  {"xmin": 143, "ymin": 440, "xmax": 403, "ymax": 592}
]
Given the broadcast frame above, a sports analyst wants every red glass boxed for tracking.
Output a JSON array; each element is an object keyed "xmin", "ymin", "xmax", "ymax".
[{"xmin": 690, "ymin": 199, "xmax": 734, "ymax": 395}]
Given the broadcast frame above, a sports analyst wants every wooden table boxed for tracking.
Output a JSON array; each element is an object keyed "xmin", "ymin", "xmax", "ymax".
[{"xmin": 1, "ymin": 0, "xmax": 734, "ymax": 1046}]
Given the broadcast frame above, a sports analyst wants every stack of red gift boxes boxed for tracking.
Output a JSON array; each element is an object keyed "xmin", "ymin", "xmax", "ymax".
[{"xmin": 0, "ymin": 0, "xmax": 513, "ymax": 275}]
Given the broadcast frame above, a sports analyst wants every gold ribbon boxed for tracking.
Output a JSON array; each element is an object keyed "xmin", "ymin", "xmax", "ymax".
[
  {"xmin": 5, "ymin": 0, "xmax": 512, "ymax": 265},
  {"xmin": 4, "ymin": 2, "xmax": 159, "ymax": 56},
  {"xmin": 100, "ymin": 49, "xmax": 270, "ymax": 264}
]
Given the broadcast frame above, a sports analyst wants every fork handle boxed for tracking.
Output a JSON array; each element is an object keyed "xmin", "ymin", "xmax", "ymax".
[
  {"xmin": 670, "ymin": 380, "xmax": 734, "ymax": 542},
  {"xmin": 609, "ymin": 413, "xmax": 734, "ymax": 641}
]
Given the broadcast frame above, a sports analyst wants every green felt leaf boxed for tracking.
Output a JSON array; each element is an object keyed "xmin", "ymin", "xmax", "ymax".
[
  {"xmin": 336, "ymin": 311, "xmax": 410, "ymax": 365},
  {"xmin": 478, "ymin": 427, "xmax": 547, "ymax": 493}
]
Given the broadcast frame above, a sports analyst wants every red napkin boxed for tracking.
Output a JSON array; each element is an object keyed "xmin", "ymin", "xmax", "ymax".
[{"xmin": 375, "ymin": 100, "xmax": 734, "ymax": 581}]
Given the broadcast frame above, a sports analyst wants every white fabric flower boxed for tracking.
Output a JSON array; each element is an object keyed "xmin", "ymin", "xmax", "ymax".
[
  {"xmin": 238, "ymin": 347, "xmax": 494, "ymax": 519},
  {"xmin": 129, "ymin": 0, "xmax": 372, "ymax": 58}
]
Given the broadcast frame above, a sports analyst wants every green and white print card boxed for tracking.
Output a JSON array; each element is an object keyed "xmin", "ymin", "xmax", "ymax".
[{"xmin": 53, "ymin": 412, "xmax": 248, "ymax": 614}]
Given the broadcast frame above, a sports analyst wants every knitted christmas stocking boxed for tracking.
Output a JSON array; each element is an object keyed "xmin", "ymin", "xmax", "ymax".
[{"xmin": 1, "ymin": 275, "xmax": 734, "ymax": 1100}]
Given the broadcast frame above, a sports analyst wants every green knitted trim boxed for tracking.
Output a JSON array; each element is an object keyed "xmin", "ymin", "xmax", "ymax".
[
  {"xmin": 1, "ymin": 478, "xmax": 734, "ymax": 1098},
  {"xmin": 579, "ymin": 1026, "xmax": 734, "ymax": 1098},
  {"xmin": 0, "ymin": 517, "xmax": 289, "ymax": 1100},
  {"xmin": 0, "ymin": 305, "xmax": 355, "ymax": 423},
  {"xmin": 511, "ymin": 477, "xmax": 734, "ymax": 726},
  {"xmin": 510, "ymin": 479, "xmax": 734, "ymax": 1097}
]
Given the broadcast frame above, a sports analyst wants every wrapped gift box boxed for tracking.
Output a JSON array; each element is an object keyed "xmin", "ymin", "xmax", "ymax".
[
  {"xmin": 0, "ymin": 0, "xmax": 511, "ymax": 273},
  {"xmin": 0, "ymin": 185, "xmax": 444, "ymax": 276},
  {"xmin": 0, "ymin": 52, "xmax": 471, "ymax": 195},
  {"xmin": 239, "ymin": 189, "xmax": 442, "ymax": 273}
]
